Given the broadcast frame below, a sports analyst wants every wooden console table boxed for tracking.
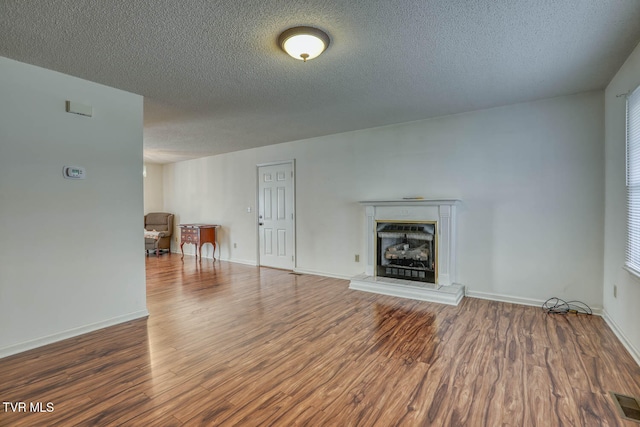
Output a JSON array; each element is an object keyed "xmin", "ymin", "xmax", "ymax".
[{"xmin": 179, "ymin": 224, "xmax": 220, "ymax": 260}]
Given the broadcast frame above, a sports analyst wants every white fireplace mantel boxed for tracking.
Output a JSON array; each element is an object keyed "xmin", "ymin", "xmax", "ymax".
[
  {"xmin": 359, "ymin": 199, "xmax": 460, "ymax": 286},
  {"xmin": 358, "ymin": 199, "xmax": 460, "ymax": 208},
  {"xmin": 350, "ymin": 199, "xmax": 464, "ymax": 306}
]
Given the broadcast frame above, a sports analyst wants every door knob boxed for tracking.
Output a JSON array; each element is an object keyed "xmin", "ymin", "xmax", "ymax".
[{"xmin": 259, "ymin": 222, "xmax": 264, "ymax": 226}]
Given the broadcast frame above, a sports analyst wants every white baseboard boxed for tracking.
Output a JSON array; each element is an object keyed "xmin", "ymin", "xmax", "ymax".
[
  {"xmin": 465, "ymin": 290, "xmax": 603, "ymax": 316},
  {"xmin": 170, "ymin": 248, "xmax": 207, "ymax": 258},
  {"xmin": 0, "ymin": 309, "xmax": 149, "ymax": 359},
  {"xmin": 293, "ymin": 268, "xmax": 351, "ymax": 280},
  {"xmin": 225, "ymin": 258, "xmax": 259, "ymax": 266},
  {"xmin": 602, "ymin": 309, "xmax": 640, "ymax": 367},
  {"xmin": 169, "ymin": 250, "xmax": 258, "ymax": 267}
]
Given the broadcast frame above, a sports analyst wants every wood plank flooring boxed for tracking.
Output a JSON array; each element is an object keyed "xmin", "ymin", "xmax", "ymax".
[{"xmin": 2, "ymin": 255, "xmax": 640, "ymax": 426}]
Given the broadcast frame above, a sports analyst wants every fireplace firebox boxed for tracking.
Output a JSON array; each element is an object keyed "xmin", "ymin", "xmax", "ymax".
[{"xmin": 376, "ymin": 221, "xmax": 436, "ymax": 283}]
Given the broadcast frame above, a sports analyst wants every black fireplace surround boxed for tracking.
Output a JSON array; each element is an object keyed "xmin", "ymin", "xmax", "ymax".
[{"xmin": 376, "ymin": 221, "xmax": 436, "ymax": 283}]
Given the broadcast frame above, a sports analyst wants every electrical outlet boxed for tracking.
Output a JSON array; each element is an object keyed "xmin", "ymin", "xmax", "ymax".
[
  {"xmin": 614, "ymin": 284, "xmax": 617, "ymax": 298},
  {"xmin": 355, "ymin": 254, "xmax": 360, "ymax": 262}
]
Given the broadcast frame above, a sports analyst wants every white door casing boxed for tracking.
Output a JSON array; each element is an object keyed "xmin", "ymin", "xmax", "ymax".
[{"xmin": 257, "ymin": 161, "xmax": 295, "ymax": 269}]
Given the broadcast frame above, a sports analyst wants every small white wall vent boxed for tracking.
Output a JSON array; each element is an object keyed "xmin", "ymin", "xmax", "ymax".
[{"xmin": 65, "ymin": 100, "xmax": 92, "ymax": 117}]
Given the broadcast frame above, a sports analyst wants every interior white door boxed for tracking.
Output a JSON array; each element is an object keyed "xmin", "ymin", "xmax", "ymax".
[{"xmin": 258, "ymin": 162, "xmax": 295, "ymax": 269}]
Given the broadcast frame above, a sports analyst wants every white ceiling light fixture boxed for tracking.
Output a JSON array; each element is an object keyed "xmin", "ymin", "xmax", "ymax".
[{"xmin": 278, "ymin": 26, "xmax": 330, "ymax": 62}]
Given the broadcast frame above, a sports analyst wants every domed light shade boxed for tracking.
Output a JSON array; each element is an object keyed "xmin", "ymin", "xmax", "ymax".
[{"xmin": 278, "ymin": 26, "xmax": 330, "ymax": 62}]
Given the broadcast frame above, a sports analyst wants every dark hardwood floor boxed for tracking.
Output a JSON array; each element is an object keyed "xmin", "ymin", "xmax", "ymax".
[{"xmin": 2, "ymin": 255, "xmax": 640, "ymax": 426}]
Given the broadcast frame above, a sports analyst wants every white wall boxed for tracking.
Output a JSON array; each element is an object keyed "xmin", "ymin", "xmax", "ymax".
[
  {"xmin": 0, "ymin": 57, "xmax": 147, "ymax": 357},
  {"xmin": 164, "ymin": 91, "xmax": 605, "ymax": 307},
  {"xmin": 144, "ymin": 163, "xmax": 164, "ymax": 214},
  {"xmin": 603, "ymin": 41, "xmax": 640, "ymax": 363}
]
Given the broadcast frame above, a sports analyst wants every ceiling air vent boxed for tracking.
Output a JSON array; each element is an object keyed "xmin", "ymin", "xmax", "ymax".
[{"xmin": 611, "ymin": 391, "xmax": 640, "ymax": 422}]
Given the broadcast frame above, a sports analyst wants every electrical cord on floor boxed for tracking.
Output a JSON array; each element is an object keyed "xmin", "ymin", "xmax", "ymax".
[{"xmin": 542, "ymin": 297, "xmax": 592, "ymax": 315}]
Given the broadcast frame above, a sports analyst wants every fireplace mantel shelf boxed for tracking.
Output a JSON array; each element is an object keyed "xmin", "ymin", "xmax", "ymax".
[{"xmin": 359, "ymin": 199, "xmax": 460, "ymax": 207}]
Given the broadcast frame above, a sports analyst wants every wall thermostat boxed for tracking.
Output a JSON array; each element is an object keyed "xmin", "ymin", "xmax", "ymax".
[{"xmin": 63, "ymin": 166, "xmax": 86, "ymax": 180}]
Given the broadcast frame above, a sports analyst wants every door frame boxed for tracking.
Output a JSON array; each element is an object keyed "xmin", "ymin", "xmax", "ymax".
[{"xmin": 256, "ymin": 159, "xmax": 296, "ymax": 269}]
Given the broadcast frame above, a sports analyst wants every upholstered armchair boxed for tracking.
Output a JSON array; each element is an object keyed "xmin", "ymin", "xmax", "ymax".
[{"xmin": 144, "ymin": 212, "xmax": 174, "ymax": 255}]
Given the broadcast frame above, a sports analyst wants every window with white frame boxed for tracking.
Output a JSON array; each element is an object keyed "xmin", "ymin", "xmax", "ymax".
[{"xmin": 626, "ymin": 86, "xmax": 640, "ymax": 276}]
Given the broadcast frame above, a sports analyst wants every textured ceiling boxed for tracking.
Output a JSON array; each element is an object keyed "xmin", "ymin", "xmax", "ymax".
[{"xmin": 1, "ymin": 1, "xmax": 640, "ymax": 164}]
